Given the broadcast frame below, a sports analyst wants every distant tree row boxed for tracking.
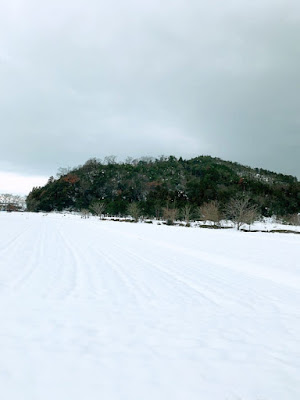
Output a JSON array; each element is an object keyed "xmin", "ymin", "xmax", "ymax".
[
  {"xmin": 84, "ymin": 195, "xmax": 261, "ymax": 231},
  {"xmin": 0, "ymin": 193, "xmax": 26, "ymax": 211},
  {"xmin": 80, "ymin": 196, "xmax": 300, "ymax": 231},
  {"xmin": 26, "ymin": 155, "xmax": 300, "ymax": 221}
]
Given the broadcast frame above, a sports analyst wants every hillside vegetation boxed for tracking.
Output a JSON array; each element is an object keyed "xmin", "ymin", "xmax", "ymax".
[{"xmin": 26, "ymin": 155, "xmax": 300, "ymax": 218}]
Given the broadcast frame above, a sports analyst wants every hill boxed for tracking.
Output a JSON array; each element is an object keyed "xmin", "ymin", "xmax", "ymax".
[{"xmin": 26, "ymin": 155, "xmax": 300, "ymax": 217}]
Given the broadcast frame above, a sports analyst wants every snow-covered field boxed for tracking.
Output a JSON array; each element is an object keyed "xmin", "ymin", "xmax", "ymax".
[{"xmin": 0, "ymin": 212, "xmax": 299, "ymax": 400}]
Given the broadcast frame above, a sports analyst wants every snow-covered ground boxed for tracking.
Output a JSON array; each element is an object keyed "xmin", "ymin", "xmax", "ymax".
[{"xmin": 0, "ymin": 212, "xmax": 299, "ymax": 400}]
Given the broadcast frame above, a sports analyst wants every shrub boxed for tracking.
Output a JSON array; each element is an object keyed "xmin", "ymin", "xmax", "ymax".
[
  {"xmin": 90, "ymin": 201, "xmax": 105, "ymax": 219},
  {"xmin": 163, "ymin": 207, "xmax": 178, "ymax": 225},
  {"xmin": 127, "ymin": 202, "xmax": 141, "ymax": 222}
]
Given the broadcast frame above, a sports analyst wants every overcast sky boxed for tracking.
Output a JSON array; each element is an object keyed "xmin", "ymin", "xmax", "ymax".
[{"xmin": 1, "ymin": 0, "xmax": 300, "ymax": 194}]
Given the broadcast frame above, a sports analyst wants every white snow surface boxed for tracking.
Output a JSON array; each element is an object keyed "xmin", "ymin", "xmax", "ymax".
[{"xmin": 0, "ymin": 212, "xmax": 299, "ymax": 400}]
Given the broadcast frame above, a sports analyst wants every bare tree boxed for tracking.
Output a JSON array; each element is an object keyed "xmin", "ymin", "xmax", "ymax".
[
  {"xmin": 243, "ymin": 207, "xmax": 260, "ymax": 231},
  {"xmin": 154, "ymin": 202, "xmax": 161, "ymax": 220},
  {"xmin": 0, "ymin": 193, "xmax": 26, "ymax": 211},
  {"xmin": 140, "ymin": 156, "xmax": 155, "ymax": 163},
  {"xmin": 104, "ymin": 155, "xmax": 117, "ymax": 165},
  {"xmin": 127, "ymin": 202, "xmax": 140, "ymax": 222},
  {"xmin": 226, "ymin": 196, "xmax": 259, "ymax": 230},
  {"xmin": 80, "ymin": 209, "xmax": 90, "ymax": 219},
  {"xmin": 163, "ymin": 206, "xmax": 178, "ymax": 225},
  {"xmin": 56, "ymin": 166, "xmax": 71, "ymax": 178},
  {"xmin": 90, "ymin": 201, "xmax": 105, "ymax": 219},
  {"xmin": 182, "ymin": 204, "xmax": 192, "ymax": 226},
  {"xmin": 287, "ymin": 213, "xmax": 300, "ymax": 226},
  {"xmin": 125, "ymin": 156, "xmax": 133, "ymax": 165},
  {"xmin": 199, "ymin": 200, "xmax": 221, "ymax": 226}
]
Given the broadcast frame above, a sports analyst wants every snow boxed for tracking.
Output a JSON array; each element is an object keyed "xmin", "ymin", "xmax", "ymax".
[{"xmin": 0, "ymin": 212, "xmax": 299, "ymax": 400}]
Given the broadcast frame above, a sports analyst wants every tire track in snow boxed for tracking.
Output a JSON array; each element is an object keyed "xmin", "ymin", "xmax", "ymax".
[
  {"xmin": 53, "ymin": 219, "xmax": 158, "ymax": 308},
  {"xmin": 0, "ymin": 222, "xmax": 38, "ymax": 292},
  {"xmin": 55, "ymin": 228, "xmax": 127, "ymax": 303},
  {"xmin": 89, "ymin": 224, "xmax": 256, "ymax": 309},
  {"xmin": 48, "ymin": 229, "xmax": 80, "ymax": 300},
  {"xmin": 50, "ymin": 224, "xmax": 138, "ymax": 304},
  {"xmin": 71, "ymin": 222, "xmax": 212, "ymax": 307},
  {"xmin": 100, "ymin": 243, "xmax": 206, "ymax": 307},
  {"xmin": 0, "ymin": 224, "xmax": 32, "ymax": 257},
  {"xmin": 114, "ymin": 239, "xmax": 279, "ymax": 313},
  {"xmin": 115, "ymin": 245, "xmax": 221, "ymax": 308},
  {"xmin": 89, "ymin": 246, "xmax": 148, "ymax": 309},
  {"xmin": 71, "ymin": 223, "xmax": 232, "ymax": 309},
  {"xmin": 9, "ymin": 223, "xmax": 48, "ymax": 293}
]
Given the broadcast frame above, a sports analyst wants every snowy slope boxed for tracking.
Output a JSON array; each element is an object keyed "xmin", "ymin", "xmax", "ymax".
[{"xmin": 0, "ymin": 212, "xmax": 299, "ymax": 400}]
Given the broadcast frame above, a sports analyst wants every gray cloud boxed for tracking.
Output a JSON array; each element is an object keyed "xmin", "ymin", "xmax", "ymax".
[{"xmin": 0, "ymin": 0, "xmax": 300, "ymax": 178}]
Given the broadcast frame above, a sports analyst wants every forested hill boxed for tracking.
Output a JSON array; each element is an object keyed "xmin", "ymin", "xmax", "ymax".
[{"xmin": 26, "ymin": 156, "xmax": 300, "ymax": 217}]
